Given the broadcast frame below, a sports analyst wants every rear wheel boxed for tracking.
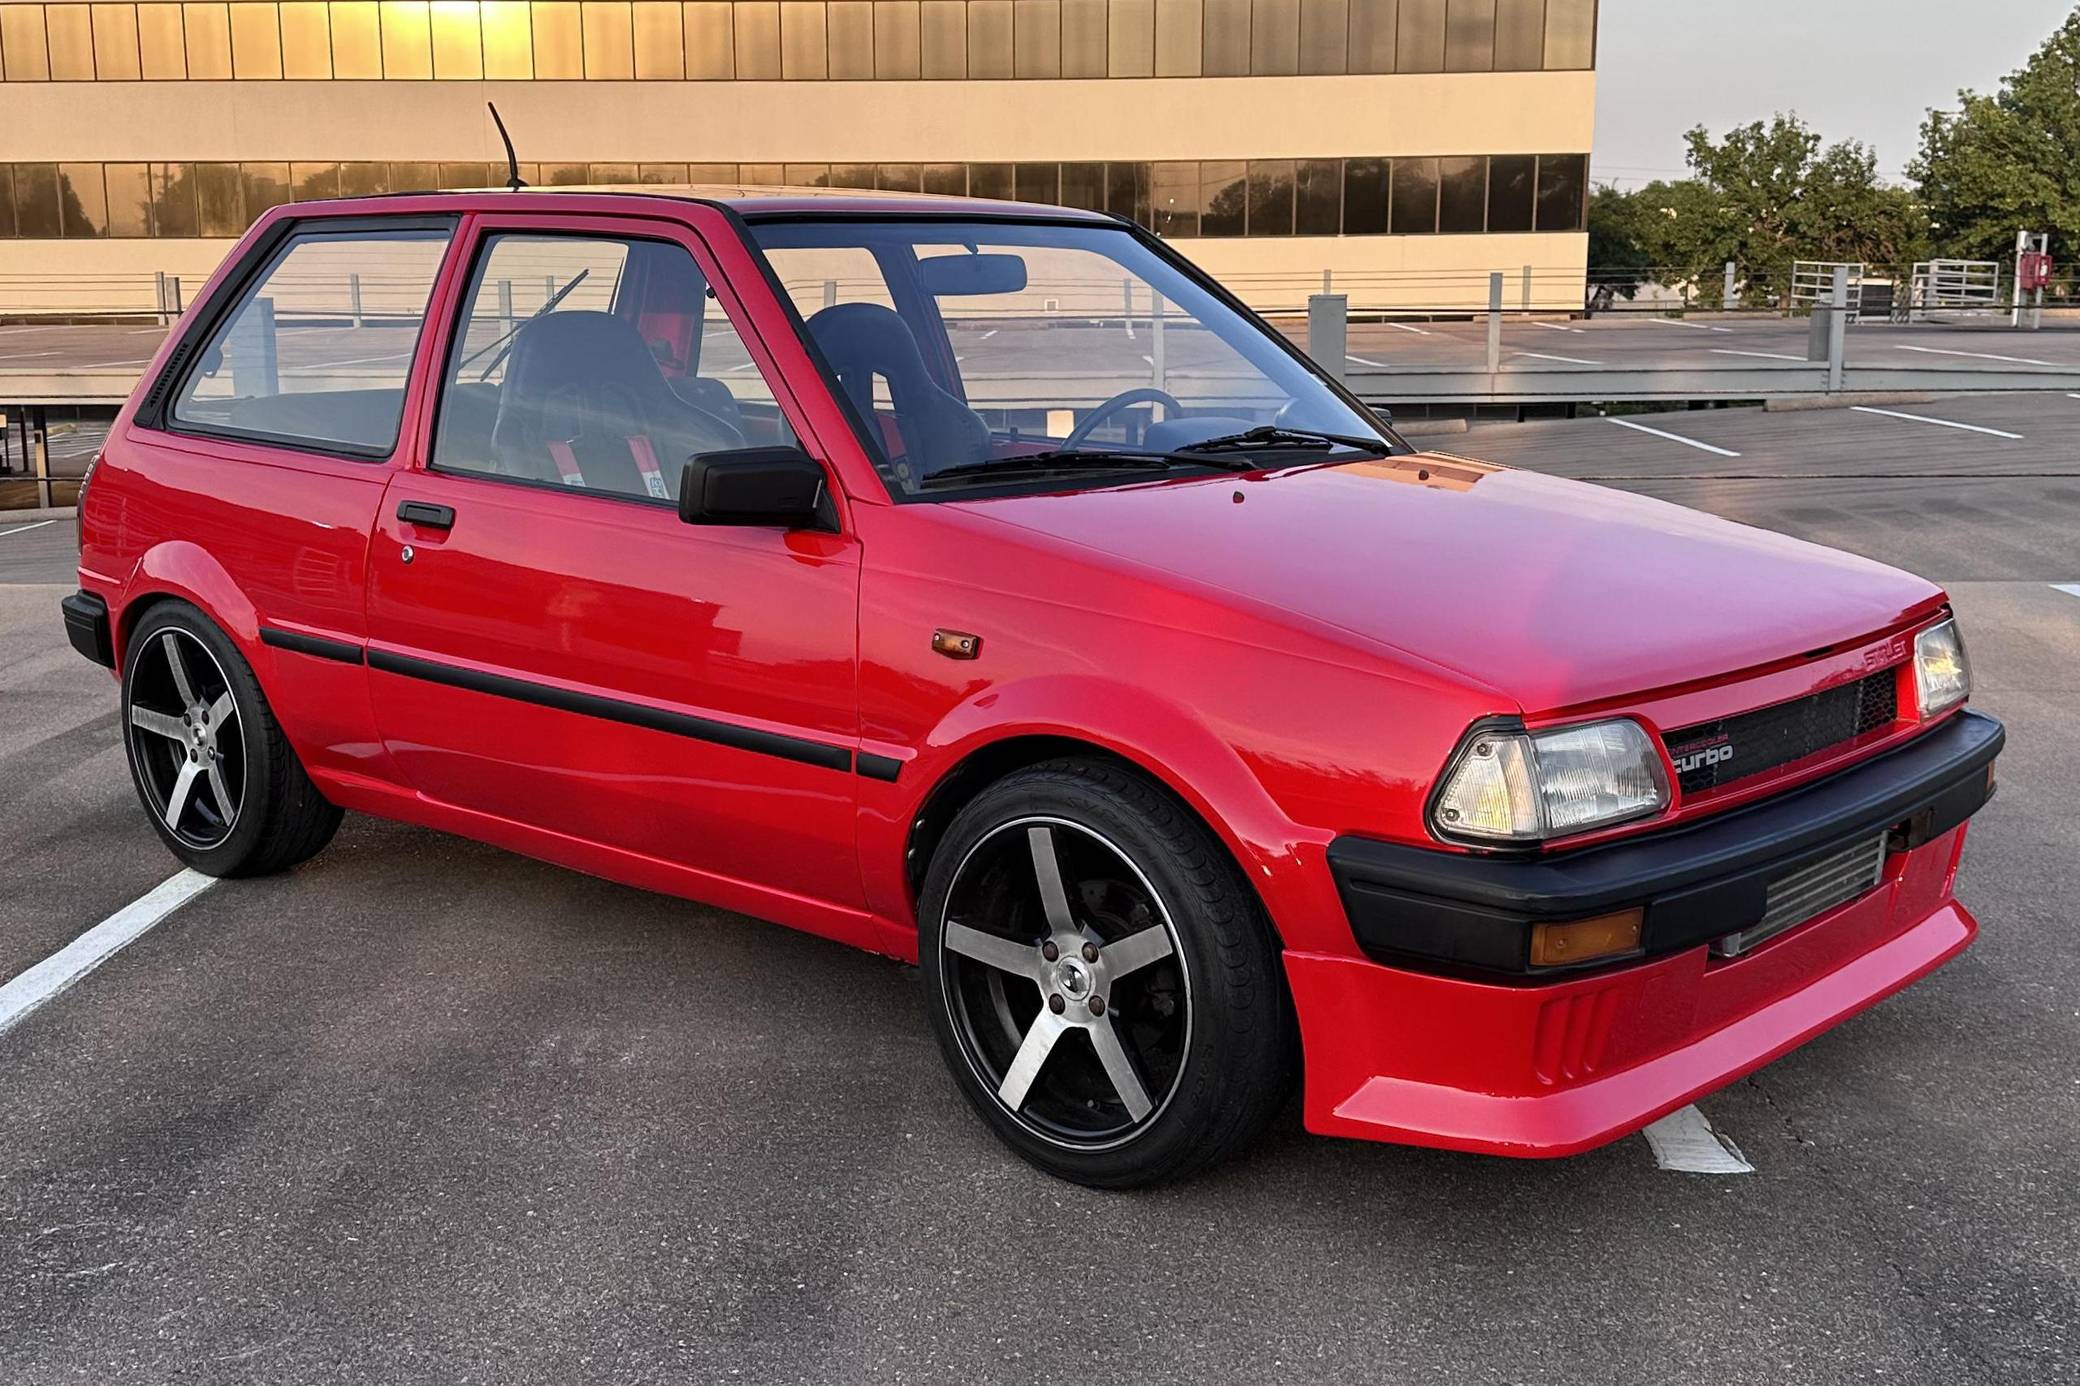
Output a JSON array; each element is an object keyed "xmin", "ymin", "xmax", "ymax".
[
  {"xmin": 919, "ymin": 758, "xmax": 1292, "ymax": 1187},
  {"xmin": 122, "ymin": 602, "xmax": 342, "ymax": 877}
]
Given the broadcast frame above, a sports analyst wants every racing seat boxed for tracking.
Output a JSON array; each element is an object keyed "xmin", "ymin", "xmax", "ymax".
[
  {"xmin": 489, "ymin": 310, "xmax": 745, "ymax": 499},
  {"xmin": 806, "ymin": 303, "xmax": 991, "ymax": 477}
]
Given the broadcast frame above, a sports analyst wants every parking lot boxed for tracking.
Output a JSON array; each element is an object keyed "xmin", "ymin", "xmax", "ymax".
[{"xmin": 3, "ymin": 394, "xmax": 2077, "ymax": 1383}]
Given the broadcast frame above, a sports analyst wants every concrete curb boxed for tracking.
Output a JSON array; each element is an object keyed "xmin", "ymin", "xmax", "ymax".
[
  {"xmin": 1, "ymin": 507, "xmax": 77, "ymax": 523},
  {"xmin": 1763, "ymin": 392, "xmax": 1937, "ymax": 413},
  {"xmin": 1390, "ymin": 418, "xmax": 1471, "ymax": 438}
]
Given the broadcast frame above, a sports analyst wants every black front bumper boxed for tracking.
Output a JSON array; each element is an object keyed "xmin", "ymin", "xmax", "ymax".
[
  {"xmin": 61, "ymin": 590, "xmax": 114, "ymax": 668},
  {"xmin": 1328, "ymin": 709, "xmax": 2004, "ymax": 978}
]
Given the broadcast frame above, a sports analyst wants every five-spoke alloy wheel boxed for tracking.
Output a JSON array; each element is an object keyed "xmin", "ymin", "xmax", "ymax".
[
  {"xmin": 121, "ymin": 602, "xmax": 343, "ymax": 877},
  {"xmin": 921, "ymin": 758, "xmax": 1293, "ymax": 1187}
]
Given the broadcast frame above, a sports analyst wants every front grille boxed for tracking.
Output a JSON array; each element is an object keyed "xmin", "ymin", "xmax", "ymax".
[
  {"xmin": 1664, "ymin": 671, "xmax": 1898, "ymax": 796},
  {"xmin": 1713, "ymin": 834, "xmax": 1889, "ymax": 958}
]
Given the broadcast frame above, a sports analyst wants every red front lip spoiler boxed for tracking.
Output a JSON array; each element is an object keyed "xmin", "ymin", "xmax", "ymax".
[{"xmin": 1293, "ymin": 898, "xmax": 1974, "ymax": 1158}]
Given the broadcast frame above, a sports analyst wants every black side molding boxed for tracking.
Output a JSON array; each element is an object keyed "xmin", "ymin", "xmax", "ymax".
[
  {"xmin": 856, "ymin": 752, "xmax": 903, "ymax": 783},
  {"xmin": 366, "ymin": 647, "xmax": 856, "ymax": 774},
  {"xmin": 259, "ymin": 626, "xmax": 366, "ymax": 665},
  {"xmin": 61, "ymin": 591, "xmax": 114, "ymax": 668},
  {"xmin": 1329, "ymin": 709, "xmax": 2005, "ymax": 978}
]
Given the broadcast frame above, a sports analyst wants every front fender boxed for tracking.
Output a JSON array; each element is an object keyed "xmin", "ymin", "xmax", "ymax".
[{"xmin": 860, "ymin": 673, "xmax": 1353, "ymax": 955}]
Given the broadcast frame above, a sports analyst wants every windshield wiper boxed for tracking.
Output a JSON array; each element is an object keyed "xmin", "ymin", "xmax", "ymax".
[
  {"xmin": 1175, "ymin": 426, "xmax": 1396, "ymax": 458},
  {"xmin": 918, "ymin": 448, "xmax": 1255, "ymax": 488},
  {"xmin": 460, "ymin": 269, "xmax": 591, "ymax": 381}
]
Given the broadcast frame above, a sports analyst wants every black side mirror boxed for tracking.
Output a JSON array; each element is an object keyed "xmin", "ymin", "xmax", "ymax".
[{"xmin": 679, "ymin": 446, "xmax": 828, "ymax": 528}]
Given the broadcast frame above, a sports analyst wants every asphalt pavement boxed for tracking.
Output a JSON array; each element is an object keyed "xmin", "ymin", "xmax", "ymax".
[{"xmin": 1, "ymin": 396, "xmax": 2076, "ymax": 1383}]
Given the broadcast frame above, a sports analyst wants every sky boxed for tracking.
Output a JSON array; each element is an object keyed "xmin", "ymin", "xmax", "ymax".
[{"xmin": 1594, "ymin": 0, "xmax": 2076, "ymax": 188}]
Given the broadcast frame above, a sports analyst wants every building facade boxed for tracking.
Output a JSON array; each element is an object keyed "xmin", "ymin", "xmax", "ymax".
[{"xmin": 0, "ymin": 0, "xmax": 1595, "ymax": 313}]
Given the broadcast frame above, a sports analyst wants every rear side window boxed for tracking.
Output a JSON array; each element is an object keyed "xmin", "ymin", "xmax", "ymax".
[{"xmin": 169, "ymin": 226, "xmax": 451, "ymax": 455}]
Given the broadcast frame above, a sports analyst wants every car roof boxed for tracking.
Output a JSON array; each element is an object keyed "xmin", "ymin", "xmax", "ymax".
[{"xmin": 294, "ymin": 183, "xmax": 1117, "ymax": 222}]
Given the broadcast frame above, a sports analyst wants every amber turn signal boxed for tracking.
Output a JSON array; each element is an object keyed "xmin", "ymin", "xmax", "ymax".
[{"xmin": 1529, "ymin": 908, "xmax": 1644, "ymax": 969}]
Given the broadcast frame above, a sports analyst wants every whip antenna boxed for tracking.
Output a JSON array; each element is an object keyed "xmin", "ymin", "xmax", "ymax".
[{"xmin": 487, "ymin": 102, "xmax": 525, "ymax": 191}]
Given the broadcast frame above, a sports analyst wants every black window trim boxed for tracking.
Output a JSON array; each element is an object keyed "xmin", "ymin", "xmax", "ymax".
[{"xmin": 138, "ymin": 213, "xmax": 461, "ymax": 462}]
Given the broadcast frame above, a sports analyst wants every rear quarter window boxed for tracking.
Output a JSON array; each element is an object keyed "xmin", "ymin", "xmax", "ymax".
[{"xmin": 167, "ymin": 225, "xmax": 452, "ymax": 456}]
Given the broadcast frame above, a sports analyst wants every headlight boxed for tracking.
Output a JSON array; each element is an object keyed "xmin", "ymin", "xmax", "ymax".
[
  {"xmin": 1914, "ymin": 618, "xmax": 1970, "ymax": 718},
  {"xmin": 1433, "ymin": 719, "xmax": 1670, "ymax": 844}
]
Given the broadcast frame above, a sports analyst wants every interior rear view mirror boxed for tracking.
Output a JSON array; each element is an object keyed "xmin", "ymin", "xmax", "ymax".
[
  {"xmin": 916, "ymin": 253, "xmax": 1028, "ymax": 297},
  {"xmin": 679, "ymin": 446, "xmax": 828, "ymax": 528}
]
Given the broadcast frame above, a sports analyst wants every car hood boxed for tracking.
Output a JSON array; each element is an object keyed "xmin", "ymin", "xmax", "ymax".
[{"xmin": 955, "ymin": 454, "xmax": 1945, "ymax": 712}]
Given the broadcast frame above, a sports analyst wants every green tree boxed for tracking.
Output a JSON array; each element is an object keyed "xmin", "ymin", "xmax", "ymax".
[{"xmin": 1911, "ymin": 9, "xmax": 2080, "ymax": 260}]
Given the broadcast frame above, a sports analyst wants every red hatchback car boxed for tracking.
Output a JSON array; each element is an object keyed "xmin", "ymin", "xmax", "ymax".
[{"xmin": 65, "ymin": 186, "xmax": 2002, "ymax": 1186}]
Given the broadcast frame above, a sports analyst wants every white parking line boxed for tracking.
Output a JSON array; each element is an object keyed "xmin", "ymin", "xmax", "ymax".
[
  {"xmin": 2053, "ymin": 583, "xmax": 2080, "ymax": 600},
  {"xmin": 1382, "ymin": 321, "xmax": 1430, "ymax": 335},
  {"xmin": 0, "ymin": 870, "xmax": 217, "ymax": 1038},
  {"xmin": 1532, "ymin": 321, "xmax": 1584, "ymax": 333},
  {"xmin": 1850, "ymin": 406, "xmax": 2024, "ymax": 440},
  {"xmin": 1346, "ymin": 354, "xmax": 1394, "ymax": 370},
  {"xmin": 1895, "ymin": 345, "xmax": 2056, "ymax": 367},
  {"xmin": 0, "ymin": 519, "xmax": 58, "ymax": 537},
  {"xmin": 1514, "ymin": 351, "xmax": 1603, "ymax": 366},
  {"xmin": 1605, "ymin": 416, "xmax": 1742, "ymax": 457},
  {"xmin": 1710, "ymin": 348, "xmax": 1810, "ymax": 363},
  {"xmin": 1659, "ymin": 319, "xmax": 1735, "ymax": 333},
  {"xmin": 0, "ymin": 350, "xmax": 62, "ymax": 361},
  {"xmin": 1642, "ymin": 1105, "xmax": 1753, "ymax": 1174},
  {"xmin": 67, "ymin": 359, "xmax": 152, "ymax": 370}
]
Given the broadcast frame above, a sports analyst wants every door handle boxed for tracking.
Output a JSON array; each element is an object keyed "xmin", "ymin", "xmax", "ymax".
[{"xmin": 397, "ymin": 500, "xmax": 455, "ymax": 530}]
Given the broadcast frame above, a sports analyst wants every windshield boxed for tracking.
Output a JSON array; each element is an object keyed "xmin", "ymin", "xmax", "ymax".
[{"xmin": 749, "ymin": 219, "xmax": 1395, "ymax": 499}]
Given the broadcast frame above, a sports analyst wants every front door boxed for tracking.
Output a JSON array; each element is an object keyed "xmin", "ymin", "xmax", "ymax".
[{"xmin": 365, "ymin": 214, "xmax": 867, "ymax": 916}]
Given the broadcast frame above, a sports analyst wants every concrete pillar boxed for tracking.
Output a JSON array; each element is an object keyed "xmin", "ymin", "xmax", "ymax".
[
  {"xmin": 1723, "ymin": 261, "xmax": 1738, "ymax": 310},
  {"xmin": 31, "ymin": 406, "xmax": 52, "ymax": 511},
  {"xmin": 1308, "ymin": 293, "xmax": 1349, "ymax": 385},
  {"xmin": 1521, "ymin": 265, "xmax": 1533, "ymax": 311},
  {"xmin": 1827, "ymin": 264, "xmax": 1849, "ymax": 392},
  {"xmin": 1486, "ymin": 272, "xmax": 1504, "ymax": 375},
  {"xmin": 350, "ymin": 272, "xmax": 365, "ymax": 328}
]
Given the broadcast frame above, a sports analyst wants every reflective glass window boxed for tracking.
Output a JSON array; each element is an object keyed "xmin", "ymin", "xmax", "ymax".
[
  {"xmin": 1492, "ymin": 0, "xmax": 1536, "ymax": 68},
  {"xmin": 1106, "ymin": 0, "xmax": 1149, "ymax": 75},
  {"xmin": 105, "ymin": 162, "xmax": 154, "ymax": 235},
  {"xmin": 1150, "ymin": 161, "xmax": 1197, "ymax": 237},
  {"xmin": 1295, "ymin": 157, "xmax": 1338, "ymax": 234},
  {"xmin": 917, "ymin": 0, "xmax": 959, "ymax": 74},
  {"xmin": 966, "ymin": 0, "xmax": 1008, "ymax": 77},
  {"xmin": 137, "ymin": 3, "xmax": 186, "ymax": 76},
  {"xmin": 827, "ymin": 0, "xmax": 870, "ymax": 76},
  {"xmin": 379, "ymin": 0, "xmax": 432, "ymax": 75},
  {"xmin": 1013, "ymin": 0, "xmax": 1057, "ymax": 77},
  {"xmin": 438, "ymin": 160, "xmax": 492, "ymax": 186},
  {"xmin": 781, "ymin": 161, "xmax": 828, "ymax": 185},
  {"xmin": 1060, "ymin": 0, "xmax": 1100, "ymax": 74},
  {"xmin": 1014, "ymin": 161, "xmax": 1057, "ymax": 203},
  {"xmin": 1390, "ymin": 156, "xmax": 1437, "ymax": 233},
  {"xmin": 291, "ymin": 160, "xmax": 341, "ymax": 199},
  {"xmin": 1296, "ymin": 0, "xmax": 1340, "ymax": 73},
  {"xmin": 876, "ymin": 163, "xmax": 923, "ymax": 191},
  {"xmin": 871, "ymin": 0, "xmax": 917, "ymax": 76},
  {"xmin": 1345, "ymin": 0, "xmax": 1391, "ymax": 72},
  {"xmin": 639, "ymin": 160, "xmax": 690, "ymax": 182},
  {"xmin": 330, "ymin": 0, "xmax": 382, "ymax": 74},
  {"xmin": 1396, "ymin": 0, "xmax": 1439, "ymax": 71},
  {"xmin": 152, "ymin": 163, "xmax": 199, "ymax": 235},
  {"xmin": 1059, "ymin": 160, "xmax": 1103, "ymax": 210},
  {"xmin": 228, "ymin": 1, "xmax": 281, "ymax": 74},
  {"xmin": 778, "ymin": 0, "xmax": 822, "ymax": 76},
  {"xmin": 2, "ymin": 7, "xmax": 51, "ymax": 80},
  {"xmin": 59, "ymin": 164, "xmax": 108, "ymax": 236},
  {"xmin": 1485, "ymin": 152, "xmax": 1532, "ymax": 231},
  {"xmin": 1341, "ymin": 157, "xmax": 1385, "ymax": 234},
  {"xmin": 337, "ymin": 160, "xmax": 391, "ymax": 195},
  {"xmin": 1200, "ymin": 159, "xmax": 1245, "ymax": 235},
  {"xmin": 46, "ymin": 3, "xmax": 96, "ymax": 78},
  {"xmin": 1151, "ymin": 0, "xmax": 1195, "ymax": 74},
  {"xmin": 1249, "ymin": 0, "xmax": 1294, "ymax": 74},
  {"xmin": 0, "ymin": 169, "xmax": 14, "ymax": 238},
  {"xmin": 1535, "ymin": 152, "xmax": 1585, "ymax": 229},
  {"xmin": 633, "ymin": 0, "xmax": 683, "ymax": 74},
  {"xmin": 582, "ymin": 0, "xmax": 633, "ymax": 74},
  {"xmin": 531, "ymin": 0, "xmax": 583, "ymax": 74},
  {"xmin": 1542, "ymin": 0, "xmax": 1588, "ymax": 67},
  {"xmin": 1438, "ymin": 154, "xmax": 1484, "ymax": 231},
  {"xmin": 686, "ymin": 162, "xmax": 737, "ymax": 181},
  {"xmin": 242, "ymin": 161, "xmax": 292, "ymax": 219},
  {"xmin": 1201, "ymin": 0, "xmax": 1244, "ymax": 74},
  {"xmin": 1106, "ymin": 160, "xmax": 1149, "ymax": 227},
  {"xmin": 187, "ymin": 1, "xmax": 238, "ymax": 79},
  {"xmin": 829, "ymin": 162, "xmax": 877, "ymax": 187},
  {"xmin": 195, "ymin": 161, "xmax": 244, "ymax": 235},
  {"xmin": 91, "ymin": 4, "xmax": 144, "ymax": 79},
  {"xmin": 738, "ymin": 160, "xmax": 783, "ymax": 184},
  {"xmin": 683, "ymin": 0, "xmax": 732, "ymax": 73},
  {"xmin": 431, "ymin": 0, "xmax": 484, "ymax": 75},
  {"xmin": 1443, "ymin": 0, "xmax": 1488, "ymax": 69},
  {"xmin": 279, "ymin": 1, "xmax": 333, "ymax": 75},
  {"xmin": 534, "ymin": 161, "xmax": 588, "ymax": 184},
  {"xmin": 590, "ymin": 160, "xmax": 639, "ymax": 181},
  {"xmin": 1246, "ymin": 159, "xmax": 1293, "ymax": 235},
  {"xmin": 969, "ymin": 162, "xmax": 1012, "ymax": 199},
  {"xmin": 921, "ymin": 162, "xmax": 966, "ymax": 194},
  {"xmin": 13, "ymin": 165, "xmax": 62, "ymax": 236},
  {"xmin": 733, "ymin": 0, "xmax": 777, "ymax": 74},
  {"xmin": 387, "ymin": 160, "xmax": 438, "ymax": 190},
  {"xmin": 480, "ymin": 0, "xmax": 531, "ymax": 72}
]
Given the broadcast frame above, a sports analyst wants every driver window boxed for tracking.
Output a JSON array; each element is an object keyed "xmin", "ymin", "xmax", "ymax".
[{"xmin": 432, "ymin": 232, "xmax": 793, "ymax": 502}]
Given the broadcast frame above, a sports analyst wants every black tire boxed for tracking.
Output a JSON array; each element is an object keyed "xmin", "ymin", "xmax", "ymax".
[
  {"xmin": 121, "ymin": 601, "xmax": 342, "ymax": 878},
  {"xmin": 919, "ymin": 757, "xmax": 1293, "ymax": 1188}
]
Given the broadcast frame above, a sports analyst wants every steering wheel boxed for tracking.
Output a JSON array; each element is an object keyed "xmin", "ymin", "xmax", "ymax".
[{"xmin": 1059, "ymin": 387, "xmax": 1186, "ymax": 452}]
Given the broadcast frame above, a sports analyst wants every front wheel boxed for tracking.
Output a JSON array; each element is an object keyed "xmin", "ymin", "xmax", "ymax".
[{"xmin": 919, "ymin": 758, "xmax": 1293, "ymax": 1187}]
